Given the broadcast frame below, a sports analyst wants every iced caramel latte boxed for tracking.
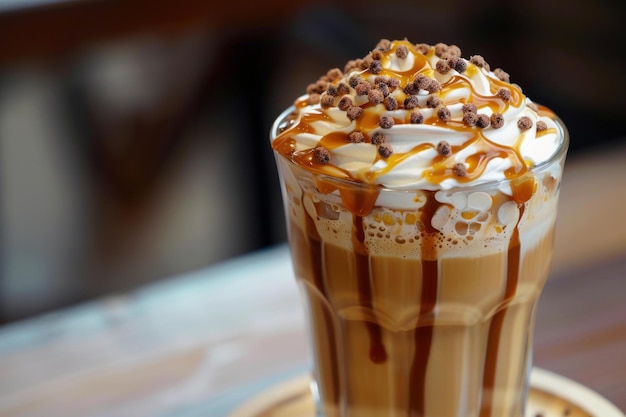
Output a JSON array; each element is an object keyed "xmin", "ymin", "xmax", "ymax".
[{"xmin": 271, "ymin": 39, "xmax": 568, "ymax": 417}]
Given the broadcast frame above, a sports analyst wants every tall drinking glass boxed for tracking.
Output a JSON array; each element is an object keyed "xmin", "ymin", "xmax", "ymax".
[{"xmin": 271, "ymin": 106, "xmax": 568, "ymax": 417}]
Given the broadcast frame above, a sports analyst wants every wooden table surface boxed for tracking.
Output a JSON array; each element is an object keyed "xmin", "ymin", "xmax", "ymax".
[{"xmin": 0, "ymin": 146, "xmax": 625, "ymax": 417}]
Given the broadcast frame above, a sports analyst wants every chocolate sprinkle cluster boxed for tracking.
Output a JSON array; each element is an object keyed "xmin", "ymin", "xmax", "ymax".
[{"xmin": 299, "ymin": 39, "xmax": 544, "ymax": 167}]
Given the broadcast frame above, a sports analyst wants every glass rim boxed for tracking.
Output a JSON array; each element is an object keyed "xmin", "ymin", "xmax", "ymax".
[{"xmin": 270, "ymin": 105, "xmax": 569, "ymax": 192}]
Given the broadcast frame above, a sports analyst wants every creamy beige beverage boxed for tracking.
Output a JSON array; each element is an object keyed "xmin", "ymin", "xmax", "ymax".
[{"xmin": 271, "ymin": 39, "xmax": 568, "ymax": 417}]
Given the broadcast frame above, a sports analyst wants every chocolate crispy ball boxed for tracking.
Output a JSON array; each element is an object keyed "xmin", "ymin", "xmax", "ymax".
[
  {"xmin": 536, "ymin": 121, "xmax": 548, "ymax": 132},
  {"xmin": 320, "ymin": 94, "xmax": 334, "ymax": 108},
  {"xmin": 379, "ymin": 115, "xmax": 395, "ymax": 129},
  {"xmin": 404, "ymin": 95, "xmax": 420, "ymax": 110},
  {"xmin": 368, "ymin": 89, "xmax": 385, "ymax": 105},
  {"xmin": 395, "ymin": 45, "xmax": 409, "ymax": 58},
  {"xmin": 437, "ymin": 106, "xmax": 451, "ymax": 122},
  {"xmin": 378, "ymin": 143, "xmax": 393, "ymax": 158},
  {"xmin": 497, "ymin": 88, "xmax": 512, "ymax": 101},
  {"xmin": 314, "ymin": 147, "xmax": 330, "ymax": 164},
  {"xmin": 463, "ymin": 112, "xmax": 478, "ymax": 126},
  {"xmin": 371, "ymin": 131, "xmax": 386, "ymax": 145},
  {"xmin": 347, "ymin": 106, "xmax": 364, "ymax": 120},
  {"xmin": 476, "ymin": 114, "xmax": 491, "ymax": 128},
  {"xmin": 426, "ymin": 94, "xmax": 440, "ymax": 108},
  {"xmin": 453, "ymin": 162, "xmax": 468, "ymax": 177},
  {"xmin": 384, "ymin": 96, "xmax": 398, "ymax": 111},
  {"xmin": 462, "ymin": 103, "xmax": 477, "ymax": 114},
  {"xmin": 517, "ymin": 116, "xmax": 533, "ymax": 131},
  {"xmin": 338, "ymin": 96, "xmax": 353, "ymax": 111},
  {"xmin": 491, "ymin": 113, "xmax": 504, "ymax": 128},
  {"xmin": 436, "ymin": 59, "xmax": 451, "ymax": 74},
  {"xmin": 348, "ymin": 131, "xmax": 365, "ymax": 143},
  {"xmin": 437, "ymin": 141, "xmax": 452, "ymax": 156},
  {"xmin": 410, "ymin": 110, "xmax": 424, "ymax": 124}
]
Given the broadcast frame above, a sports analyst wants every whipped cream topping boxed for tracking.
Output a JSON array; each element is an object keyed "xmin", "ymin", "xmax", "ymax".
[{"xmin": 272, "ymin": 40, "xmax": 564, "ymax": 192}]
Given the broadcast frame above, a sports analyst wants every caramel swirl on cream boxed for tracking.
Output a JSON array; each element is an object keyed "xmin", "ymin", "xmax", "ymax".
[{"xmin": 272, "ymin": 39, "xmax": 563, "ymax": 192}]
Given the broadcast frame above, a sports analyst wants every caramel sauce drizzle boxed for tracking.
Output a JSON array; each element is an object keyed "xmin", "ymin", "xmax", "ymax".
[
  {"xmin": 272, "ymin": 40, "xmax": 555, "ymax": 215},
  {"xmin": 380, "ymin": 40, "xmax": 430, "ymax": 83},
  {"xmin": 272, "ymin": 40, "xmax": 545, "ymax": 218},
  {"xmin": 352, "ymin": 215, "xmax": 387, "ymax": 363},
  {"xmin": 275, "ymin": 126, "xmax": 528, "ymax": 201},
  {"xmin": 409, "ymin": 191, "xmax": 440, "ymax": 416},
  {"xmin": 480, "ymin": 177, "xmax": 533, "ymax": 417}
]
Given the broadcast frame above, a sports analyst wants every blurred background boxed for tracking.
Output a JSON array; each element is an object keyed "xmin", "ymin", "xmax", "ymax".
[{"xmin": 0, "ymin": 0, "xmax": 624, "ymax": 323}]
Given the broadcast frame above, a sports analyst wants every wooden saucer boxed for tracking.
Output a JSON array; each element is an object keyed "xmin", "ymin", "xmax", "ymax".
[{"xmin": 230, "ymin": 368, "xmax": 624, "ymax": 417}]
